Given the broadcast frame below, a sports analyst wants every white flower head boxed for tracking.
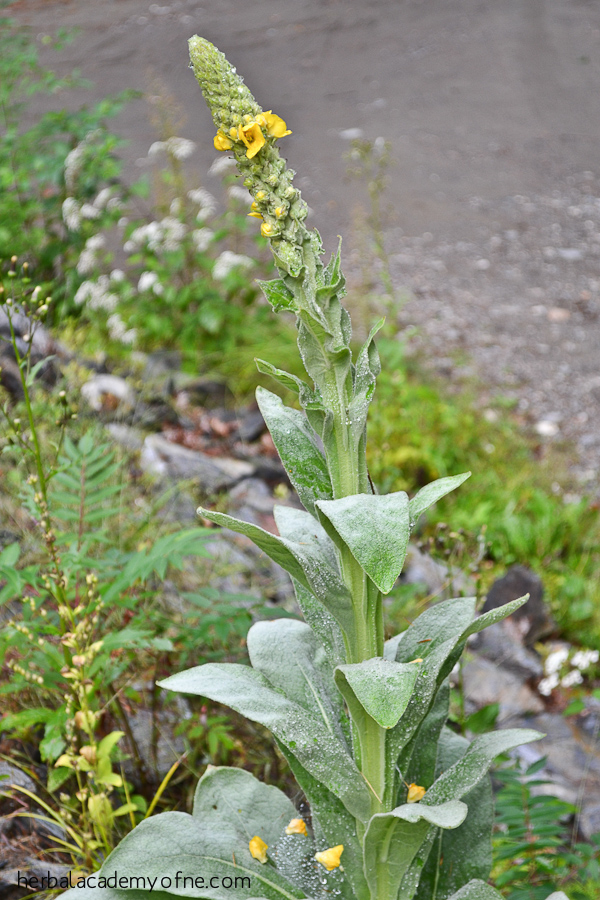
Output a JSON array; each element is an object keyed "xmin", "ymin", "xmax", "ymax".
[
  {"xmin": 544, "ymin": 646, "xmax": 570, "ymax": 675},
  {"xmin": 561, "ymin": 670, "xmax": 584, "ymax": 688},
  {"xmin": 212, "ymin": 250, "xmax": 254, "ymax": 281},
  {"xmin": 571, "ymin": 649, "xmax": 599, "ymax": 671},
  {"xmin": 138, "ymin": 271, "xmax": 163, "ymax": 294},
  {"xmin": 81, "ymin": 203, "xmax": 102, "ymax": 220},
  {"xmin": 86, "ymin": 234, "xmax": 106, "ymax": 251},
  {"xmin": 148, "ymin": 141, "xmax": 167, "ymax": 158},
  {"xmin": 192, "ymin": 228, "xmax": 214, "ymax": 253},
  {"xmin": 188, "ymin": 188, "xmax": 217, "ymax": 222},
  {"xmin": 166, "ymin": 136, "xmax": 196, "ymax": 160},
  {"xmin": 62, "ymin": 197, "xmax": 81, "ymax": 231},
  {"xmin": 170, "ymin": 197, "xmax": 182, "ymax": 216},
  {"xmin": 76, "ymin": 249, "xmax": 96, "ymax": 276},
  {"xmin": 64, "ymin": 145, "xmax": 85, "ymax": 192},
  {"xmin": 160, "ymin": 216, "xmax": 186, "ymax": 251},
  {"xmin": 538, "ymin": 674, "xmax": 559, "ymax": 696},
  {"xmin": 93, "ymin": 187, "xmax": 113, "ymax": 210},
  {"xmin": 110, "ymin": 268, "xmax": 125, "ymax": 283},
  {"xmin": 228, "ymin": 185, "xmax": 253, "ymax": 204},
  {"xmin": 107, "ymin": 313, "xmax": 137, "ymax": 345},
  {"xmin": 208, "ymin": 155, "xmax": 237, "ymax": 177}
]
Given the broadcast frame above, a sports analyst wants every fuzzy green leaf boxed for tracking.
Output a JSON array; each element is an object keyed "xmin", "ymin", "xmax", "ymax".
[
  {"xmin": 316, "ymin": 491, "xmax": 410, "ymax": 593},
  {"xmin": 424, "ymin": 728, "xmax": 543, "ymax": 807},
  {"xmin": 409, "ymin": 473, "xmax": 471, "ymax": 529},
  {"xmin": 255, "ymin": 359, "xmax": 303, "ymax": 395},
  {"xmin": 363, "ymin": 801, "xmax": 467, "ymax": 900},
  {"xmin": 414, "ymin": 729, "xmax": 494, "ymax": 900},
  {"xmin": 335, "ymin": 658, "xmax": 419, "ymax": 729},
  {"xmin": 256, "ymin": 387, "xmax": 332, "ymax": 516},
  {"xmin": 159, "ymin": 664, "xmax": 371, "ymax": 822},
  {"xmin": 58, "ymin": 811, "xmax": 304, "ymax": 900},
  {"xmin": 257, "ymin": 277, "xmax": 296, "ymax": 312},
  {"xmin": 291, "ymin": 579, "xmax": 346, "ymax": 667},
  {"xmin": 247, "ymin": 619, "xmax": 348, "ymax": 745},
  {"xmin": 197, "ymin": 506, "xmax": 354, "ymax": 639}
]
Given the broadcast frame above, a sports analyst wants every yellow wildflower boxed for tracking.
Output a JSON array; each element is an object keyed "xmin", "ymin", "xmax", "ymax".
[
  {"xmin": 249, "ymin": 835, "xmax": 268, "ymax": 864},
  {"xmin": 274, "ymin": 206, "xmax": 286, "ymax": 218},
  {"xmin": 255, "ymin": 190, "xmax": 266, "ymax": 201},
  {"xmin": 315, "ymin": 845, "xmax": 344, "ymax": 871},
  {"xmin": 214, "ymin": 130, "xmax": 233, "ymax": 151},
  {"xmin": 407, "ymin": 783, "xmax": 426, "ymax": 803},
  {"xmin": 248, "ymin": 201, "xmax": 263, "ymax": 219},
  {"xmin": 238, "ymin": 122, "xmax": 266, "ymax": 159},
  {"xmin": 263, "ymin": 111, "xmax": 292, "ymax": 138},
  {"xmin": 285, "ymin": 817, "xmax": 308, "ymax": 836},
  {"xmin": 261, "ymin": 221, "xmax": 276, "ymax": 237}
]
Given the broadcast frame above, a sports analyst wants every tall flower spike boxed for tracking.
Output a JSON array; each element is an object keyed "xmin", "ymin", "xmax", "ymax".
[{"xmin": 188, "ymin": 36, "xmax": 309, "ymax": 276}]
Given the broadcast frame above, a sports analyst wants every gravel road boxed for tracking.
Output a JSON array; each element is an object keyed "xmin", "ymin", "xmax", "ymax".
[{"xmin": 8, "ymin": 0, "xmax": 600, "ymax": 492}]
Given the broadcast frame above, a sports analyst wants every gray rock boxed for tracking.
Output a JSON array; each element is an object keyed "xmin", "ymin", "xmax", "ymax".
[
  {"xmin": 143, "ymin": 350, "xmax": 182, "ymax": 380},
  {"xmin": 462, "ymin": 655, "xmax": 544, "ymax": 724},
  {"xmin": 0, "ymin": 762, "xmax": 36, "ymax": 795},
  {"xmin": 105, "ymin": 422, "xmax": 144, "ymax": 451},
  {"xmin": 482, "ymin": 564, "xmax": 555, "ymax": 645},
  {"xmin": 140, "ymin": 433, "xmax": 254, "ymax": 490},
  {"xmin": 124, "ymin": 694, "xmax": 190, "ymax": 779},
  {"xmin": 401, "ymin": 544, "xmax": 470, "ymax": 598},
  {"xmin": 237, "ymin": 409, "xmax": 266, "ymax": 442},
  {"xmin": 81, "ymin": 374, "xmax": 136, "ymax": 412},
  {"xmin": 473, "ymin": 620, "xmax": 544, "ymax": 679}
]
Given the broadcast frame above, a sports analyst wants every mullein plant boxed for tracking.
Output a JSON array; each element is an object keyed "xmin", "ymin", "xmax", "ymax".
[{"xmin": 62, "ymin": 39, "xmax": 568, "ymax": 900}]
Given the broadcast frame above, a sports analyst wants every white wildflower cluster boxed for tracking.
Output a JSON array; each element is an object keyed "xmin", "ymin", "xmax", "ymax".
[
  {"xmin": 187, "ymin": 187, "xmax": 217, "ymax": 222},
  {"xmin": 64, "ymin": 129, "xmax": 101, "ymax": 192},
  {"xmin": 76, "ymin": 235, "xmax": 106, "ymax": 276},
  {"xmin": 74, "ymin": 275, "xmax": 118, "ymax": 311},
  {"xmin": 212, "ymin": 250, "xmax": 254, "ymax": 281},
  {"xmin": 107, "ymin": 313, "xmax": 137, "ymax": 345},
  {"xmin": 227, "ymin": 185, "xmax": 253, "ymax": 204},
  {"xmin": 538, "ymin": 643, "xmax": 599, "ymax": 696},
  {"xmin": 208, "ymin": 155, "xmax": 236, "ymax": 177},
  {"xmin": 137, "ymin": 271, "xmax": 164, "ymax": 295},
  {"xmin": 125, "ymin": 217, "xmax": 186, "ymax": 254},
  {"xmin": 192, "ymin": 228, "xmax": 214, "ymax": 253},
  {"xmin": 147, "ymin": 137, "xmax": 196, "ymax": 161},
  {"xmin": 62, "ymin": 197, "xmax": 81, "ymax": 231}
]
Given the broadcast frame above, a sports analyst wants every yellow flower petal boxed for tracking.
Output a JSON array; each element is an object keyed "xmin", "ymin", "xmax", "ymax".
[
  {"xmin": 274, "ymin": 206, "xmax": 286, "ymax": 218},
  {"xmin": 248, "ymin": 211, "xmax": 263, "ymax": 219},
  {"xmin": 407, "ymin": 783, "xmax": 426, "ymax": 803},
  {"xmin": 255, "ymin": 191, "xmax": 266, "ymax": 201},
  {"xmin": 238, "ymin": 122, "xmax": 266, "ymax": 159},
  {"xmin": 285, "ymin": 817, "xmax": 308, "ymax": 836},
  {"xmin": 214, "ymin": 130, "xmax": 233, "ymax": 151},
  {"xmin": 314, "ymin": 845, "xmax": 343, "ymax": 871},
  {"xmin": 264, "ymin": 111, "xmax": 292, "ymax": 138},
  {"xmin": 249, "ymin": 835, "xmax": 268, "ymax": 864},
  {"xmin": 261, "ymin": 221, "xmax": 276, "ymax": 237}
]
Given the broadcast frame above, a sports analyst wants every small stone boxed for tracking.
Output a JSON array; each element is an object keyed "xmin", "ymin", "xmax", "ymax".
[
  {"xmin": 474, "ymin": 258, "xmax": 490, "ymax": 270},
  {"xmin": 535, "ymin": 420, "xmax": 560, "ymax": 437},
  {"xmin": 81, "ymin": 374, "xmax": 135, "ymax": 412},
  {"xmin": 339, "ymin": 127, "xmax": 364, "ymax": 140},
  {"xmin": 547, "ymin": 307, "xmax": 571, "ymax": 323},
  {"xmin": 482, "ymin": 564, "xmax": 555, "ymax": 645},
  {"xmin": 557, "ymin": 247, "xmax": 583, "ymax": 261}
]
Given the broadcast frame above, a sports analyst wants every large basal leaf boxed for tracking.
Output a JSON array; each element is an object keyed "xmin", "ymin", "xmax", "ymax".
[
  {"xmin": 423, "ymin": 728, "xmax": 543, "ymax": 807},
  {"xmin": 255, "ymin": 387, "xmax": 332, "ymax": 516},
  {"xmin": 445, "ymin": 882, "xmax": 505, "ymax": 900},
  {"xmin": 192, "ymin": 767, "xmax": 323, "ymax": 900},
  {"xmin": 363, "ymin": 801, "xmax": 467, "ymax": 900},
  {"xmin": 414, "ymin": 730, "xmax": 494, "ymax": 900},
  {"xmin": 335, "ymin": 658, "xmax": 419, "ymax": 729},
  {"xmin": 58, "ymin": 889, "xmax": 175, "ymax": 900},
  {"xmin": 408, "ymin": 473, "xmax": 471, "ymax": 529},
  {"xmin": 58, "ymin": 811, "xmax": 305, "ymax": 900},
  {"xmin": 197, "ymin": 506, "xmax": 354, "ymax": 640},
  {"xmin": 278, "ymin": 743, "xmax": 370, "ymax": 900},
  {"xmin": 159, "ymin": 664, "xmax": 371, "ymax": 822},
  {"xmin": 316, "ymin": 491, "xmax": 410, "ymax": 593},
  {"xmin": 247, "ymin": 619, "xmax": 348, "ymax": 746}
]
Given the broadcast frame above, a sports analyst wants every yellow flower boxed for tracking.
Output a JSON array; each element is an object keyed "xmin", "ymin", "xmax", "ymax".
[
  {"xmin": 274, "ymin": 206, "xmax": 286, "ymax": 218},
  {"xmin": 238, "ymin": 122, "xmax": 266, "ymax": 159},
  {"xmin": 263, "ymin": 111, "xmax": 292, "ymax": 138},
  {"xmin": 249, "ymin": 835, "xmax": 268, "ymax": 864},
  {"xmin": 214, "ymin": 130, "xmax": 233, "ymax": 151},
  {"xmin": 285, "ymin": 817, "xmax": 308, "ymax": 836},
  {"xmin": 407, "ymin": 783, "xmax": 426, "ymax": 803},
  {"xmin": 314, "ymin": 845, "xmax": 343, "ymax": 871},
  {"xmin": 261, "ymin": 221, "xmax": 276, "ymax": 237},
  {"xmin": 255, "ymin": 191, "xmax": 266, "ymax": 201}
]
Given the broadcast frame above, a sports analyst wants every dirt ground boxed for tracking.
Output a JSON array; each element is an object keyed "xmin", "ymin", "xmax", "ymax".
[{"xmin": 7, "ymin": 0, "xmax": 600, "ymax": 491}]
